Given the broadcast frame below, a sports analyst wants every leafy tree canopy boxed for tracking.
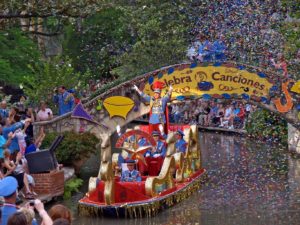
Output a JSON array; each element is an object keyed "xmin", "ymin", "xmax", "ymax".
[
  {"xmin": 0, "ymin": 28, "xmax": 41, "ymax": 86},
  {"xmin": 63, "ymin": 7, "xmax": 133, "ymax": 80}
]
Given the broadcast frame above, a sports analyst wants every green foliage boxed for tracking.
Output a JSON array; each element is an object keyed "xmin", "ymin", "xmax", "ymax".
[
  {"xmin": 63, "ymin": 7, "xmax": 133, "ymax": 80},
  {"xmin": 0, "ymin": 29, "xmax": 41, "ymax": 85},
  {"xmin": 63, "ymin": 1, "xmax": 191, "ymax": 81},
  {"xmin": 113, "ymin": 1, "xmax": 191, "ymax": 78},
  {"xmin": 22, "ymin": 56, "xmax": 88, "ymax": 108},
  {"xmin": 281, "ymin": 0, "xmax": 300, "ymax": 19},
  {"xmin": 246, "ymin": 108, "xmax": 288, "ymax": 145},
  {"xmin": 64, "ymin": 178, "xmax": 83, "ymax": 199},
  {"xmin": 41, "ymin": 131, "xmax": 99, "ymax": 165}
]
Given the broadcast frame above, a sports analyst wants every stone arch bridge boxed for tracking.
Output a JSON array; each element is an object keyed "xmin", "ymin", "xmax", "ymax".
[{"xmin": 34, "ymin": 62, "xmax": 300, "ymax": 162}]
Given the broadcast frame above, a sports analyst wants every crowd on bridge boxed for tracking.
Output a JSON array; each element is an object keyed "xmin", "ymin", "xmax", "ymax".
[
  {"xmin": 186, "ymin": 0, "xmax": 299, "ymax": 79},
  {"xmin": 169, "ymin": 99, "xmax": 255, "ymax": 130}
]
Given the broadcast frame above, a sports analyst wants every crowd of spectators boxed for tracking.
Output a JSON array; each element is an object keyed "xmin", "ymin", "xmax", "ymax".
[
  {"xmin": 0, "ymin": 176, "xmax": 72, "ymax": 225},
  {"xmin": 0, "ymin": 87, "xmax": 74, "ymax": 225},
  {"xmin": 169, "ymin": 99, "xmax": 256, "ymax": 130},
  {"xmin": 0, "ymin": 86, "xmax": 74, "ymax": 201},
  {"xmin": 186, "ymin": 0, "xmax": 298, "ymax": 79}
]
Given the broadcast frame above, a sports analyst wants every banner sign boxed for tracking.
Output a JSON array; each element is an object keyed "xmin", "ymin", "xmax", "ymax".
[{"xmin": 143, "ymin": 66, "xmax": 273, "ymax": 100}]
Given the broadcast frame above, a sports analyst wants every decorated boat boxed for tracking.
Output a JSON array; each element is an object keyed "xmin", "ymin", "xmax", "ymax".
[{"xmin": 78, "ymin": 123, "xmax": 206, "ymax": 218}]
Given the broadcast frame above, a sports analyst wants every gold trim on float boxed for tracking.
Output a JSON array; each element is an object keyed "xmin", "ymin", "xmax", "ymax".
[{"xmin": 78, "ymin": 171, "xmax": 207, "ymax": 218}]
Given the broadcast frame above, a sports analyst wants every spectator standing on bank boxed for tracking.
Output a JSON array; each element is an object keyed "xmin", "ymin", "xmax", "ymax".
[
  {"xmin": 53, "ymin": 86, "xmax": 75, "ymax": 116},
  {"xmin": 37, "ymin": 101, "xmax": 53, "ymax": 122},
  {"xmin": 0, "ymin": 101, "xmax": 9, "ymax": 122}
]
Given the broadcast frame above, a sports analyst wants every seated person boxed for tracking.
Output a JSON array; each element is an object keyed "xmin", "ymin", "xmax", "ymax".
[
  {"xmin": 116, "ymin": 125, "xmax": 149, "ymax": 168},
  {"xmin": 144, "ymin": 131, "xmax": 166, "ymax": 176},
  {"xmin": 175, "ymin": 130, "xmax": 187, "ymax": 154},
  {"xmin": 144, "ymin": 131, "xmax": 166, "ymax": 158},
  {"xmin": 120, "ymin": 160, "xmax": 141, "ymax": 182}
]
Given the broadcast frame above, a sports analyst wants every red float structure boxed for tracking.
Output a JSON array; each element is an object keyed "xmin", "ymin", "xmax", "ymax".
[{"xmin": 78, "ymin": 124, "xmax": 206, "ymax": 218}]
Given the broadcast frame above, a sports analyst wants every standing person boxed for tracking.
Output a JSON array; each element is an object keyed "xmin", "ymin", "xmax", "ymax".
[
  {"xmin": 175, "ymin": 130, "xmax": 187, "ymax": 154},
  {"xmin": 48, "ymin": 204, "xmax": 72, "ymax": 224},
  {"xmin": 24, "ymin": 108, "xmax": 34, "ymax": 141},
  {"xmin": 0, "ymin": 177, "xmax": 19, "ymax": 225},
  {"xmin": 53, "ymin": 86, "xmax": 75, "ymax": 116},
  {"xmin": 0, "ymin": 101, "xmax": 9, "ymax": 122},
  {"xmin": 36, "ymin": 101, "xmax": 53, "ymax": 122},
  {"xmin": 2, "ymin": 151, "xmax": 33, "ymax": 199},
  {"xmin": 0, "ymin": 132, "xmax": 14, "ymax": 159},
  {"xmin": 133, "ymin": 81, "xmax": 173, "ymax": 134},
  {"xmin": 1, "ymin": 119, "xmax": 30, "ymax": 155}
]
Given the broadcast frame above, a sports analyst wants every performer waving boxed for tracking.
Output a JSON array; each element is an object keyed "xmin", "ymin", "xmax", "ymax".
[{"xmin": 133, "ymin": 81, "xmax": 173, "ymax": 134}]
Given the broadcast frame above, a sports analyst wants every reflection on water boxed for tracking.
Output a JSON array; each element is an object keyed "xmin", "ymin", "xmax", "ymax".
[{"xmin": 67, "ymin": 132, "xmax": 300, "ymax": 225}]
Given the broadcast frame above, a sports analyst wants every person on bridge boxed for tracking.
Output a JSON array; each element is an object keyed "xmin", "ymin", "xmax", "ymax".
[
  {"xmin": 175, "ymin": 130, "xmax": 187, "ymax": 154},
  {"xmin": 53, "ymin": 86, "xmax": 75, "ymax": 116},
  {"xmin": 133, "ymin": 81, "xmax": 173, "ymax": 135}
]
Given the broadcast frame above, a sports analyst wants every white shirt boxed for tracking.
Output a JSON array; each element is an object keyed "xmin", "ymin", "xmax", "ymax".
[
  {"xmin": 37, "ymin": 108, "xmax": 53, "ymax": 121},
  {"xmin": 224, "ymin": 108, "xmax": 232, "ymax": 118}
]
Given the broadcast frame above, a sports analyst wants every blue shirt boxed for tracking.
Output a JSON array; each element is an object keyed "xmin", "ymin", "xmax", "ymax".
[
  {"xmin": 140, "ymin": 93, "xmax": 170, "ymax": 124},
  {"xmin": 1, "ymin": 204, "xmax": 17, "ymax": 225},
  {"xmin": 2, "ymin": 122, "xmax": 23, "ymax": 153},
  {"xmin": 117, "ymin": 138, "xmax": 148, "ymax": 166},
  {"xmin": 233, "ymin": 108, "xmax": 240, "ymax": 115},
  {"xmin": 53, "ymin": 91, "xmax": 75, "ymax": 116},
  {"xmin": 213, "ymin": 40, "xmax": 226, "ymax": 54},
  {"xmin": 145, "ymin": 140, "xmax": 166, "ymax": 157},
  {"xmin": 121, "ymin": 170, "xmax": 141, "ymax": 182},
  {"xmin": 138, "ymin": 137, "xmax": 149, "ymax": 147},
  {"xmin": 1, "ymin": 204, "xmax": 38, "ymax": 225},
  {"xmin": 0, "ymin": 109, "xmax": 9, "ymax": 120},
  {"xmin": 175, "ymin": 138, "xmax": 187, "ymax": 154},
  {"xmin": 25, "ymin": 144, "xmax": 37, "ymax": 154},
  {"xmin": 0, "ymin": 135, "xmax": 7, "ymax": 158}
]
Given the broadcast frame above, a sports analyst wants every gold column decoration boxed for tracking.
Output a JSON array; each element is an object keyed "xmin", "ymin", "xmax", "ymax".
[
  {"xmin": 190, "ymin": 125, "xmax": 201, "ymax": 169},
  {"xmin": 145, "ymin": 156, "xmax": 175, "ymax": 197},
  {"xmin": 99, "ymin": 161, "xmax": 115, "ymax": 205},
  {"xmin": 173, "ymin": 152, "xmax": 184, "ymax": 182},
  {"xmin": 182, "ymin": 127, "xmax": 193, "ymax": 176}
]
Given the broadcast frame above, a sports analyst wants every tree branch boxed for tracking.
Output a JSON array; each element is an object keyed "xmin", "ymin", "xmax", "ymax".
[{"xmin": 28, "ymin": 31, "xmax": 62, "ymax": 36}]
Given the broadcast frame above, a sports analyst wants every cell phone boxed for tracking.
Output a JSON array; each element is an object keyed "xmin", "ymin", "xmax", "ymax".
[{"xmin": 29, "ymin": 201, "xmax": 35, "ymax": 206}]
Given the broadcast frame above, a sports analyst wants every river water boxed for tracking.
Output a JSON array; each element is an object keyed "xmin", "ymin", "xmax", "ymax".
[{"xmin": 61, "ymin": 131, "xmax": 300, "ymax": 225}]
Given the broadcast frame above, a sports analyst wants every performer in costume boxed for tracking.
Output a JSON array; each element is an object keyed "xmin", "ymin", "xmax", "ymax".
[
  {"xmin": 116, "ymin": 126, "xmax": 149, "ymax": 167},
  {"xmin": 133, "ymin": 81, "xmax": 173, "ymax": 134},
  {"xmin": 175, "ymin": 129, "xmax": 187, "ymax": 154},
  {"xmin": 144, "ymin": 131, "xmax": 167, "ymax": 176},
  {"xmin": 120, "ymin": 160, "xmax": 142, "ymax": 182}
]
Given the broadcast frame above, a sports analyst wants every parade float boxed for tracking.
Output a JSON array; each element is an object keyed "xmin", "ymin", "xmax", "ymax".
[
  {"xmin": 78, "ymin": 80, "xmax": 207, "ymax": 218},
  {"xmin": 78, "ymin": 123, "xmax": 206, "ymax": 218}
]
